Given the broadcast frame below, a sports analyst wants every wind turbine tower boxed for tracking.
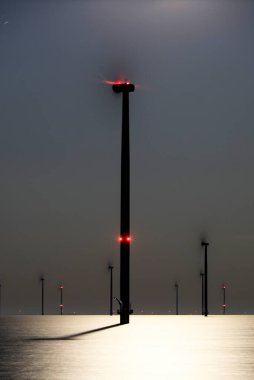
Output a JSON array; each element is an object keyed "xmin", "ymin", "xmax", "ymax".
[
  {"xmin": 201, "ymin": 241, "xmax": 209, "ymax": 317},
  {"xmin": 111, "ymin": 80, "xmax": 135, "ymax": 324}
]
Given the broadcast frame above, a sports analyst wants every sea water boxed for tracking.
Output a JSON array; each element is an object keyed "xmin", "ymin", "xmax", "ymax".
[{"xmin": 0, "ymin": 315, "xmax": 254, "ymax": 379}]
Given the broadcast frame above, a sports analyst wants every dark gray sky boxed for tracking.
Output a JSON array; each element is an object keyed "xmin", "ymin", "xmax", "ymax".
[{"xmin": 1, "ymin": 0, "xmax": 254, "ymax": 314}]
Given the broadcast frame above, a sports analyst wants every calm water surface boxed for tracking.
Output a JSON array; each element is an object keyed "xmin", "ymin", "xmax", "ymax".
[{"xmin": 0, "ymin": 315, "xmax": 253, "ymax": 379}]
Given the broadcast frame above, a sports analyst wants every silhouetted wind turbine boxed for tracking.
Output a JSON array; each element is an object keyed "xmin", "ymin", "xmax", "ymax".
[
  {"xmin": 201, "ymin": 241, "xmax": 209, "ymax": 316},
  {"xmin": 222, "ymin": 283, "xmax": 226, "ymax": 314},
  {"xmin": 40, "ymin": 276, "xmax": 45, "ymax": 315},
  {"xmin": 105, "ymin": 80, "xmax": 135, "ymax": 324},
  {"xmin": 59, "ymin": 284, "xmax": 64, "ymax": 315},
  {"xmin": 175, "ymin": 281, "xmax": 179, "ymax": 315},
  {"xmin": 108, "ymin": 265, "xmax": 114, "ymax": 315},
  {"xmin": 200, "ymin": 272, "xmax": 204, "ymax": 315}
]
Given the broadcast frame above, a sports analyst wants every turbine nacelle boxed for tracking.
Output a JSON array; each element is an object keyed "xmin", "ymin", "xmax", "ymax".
[
  {"xmin": 112, "ymin": 82, "xmax": 135, "ymax": 93},
  {"xmin": 103, "ymin": 79, "xmax": 135, "ymax": 93}
]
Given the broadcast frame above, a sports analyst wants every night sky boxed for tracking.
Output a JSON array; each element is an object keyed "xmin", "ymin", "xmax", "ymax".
[{"xmin": 1, "ymin": 0, "xmax": 254, "ymax": 315}]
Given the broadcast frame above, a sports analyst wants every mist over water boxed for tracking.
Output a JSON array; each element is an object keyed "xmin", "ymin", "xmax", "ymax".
[
  {"xmin": 0, "ymin": 315, "xmax": 254, "ymax": 379},
  {"xmin": 0, "ymin": 0, "xmax": 254, "ymax": 314}
]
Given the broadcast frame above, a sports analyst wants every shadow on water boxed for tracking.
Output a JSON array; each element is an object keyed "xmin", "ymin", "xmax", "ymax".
[{"xmin": 28, "ymin": 323, "xmax": 121, "ymax": 341}]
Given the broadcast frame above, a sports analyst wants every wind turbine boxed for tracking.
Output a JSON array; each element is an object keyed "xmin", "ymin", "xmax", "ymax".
[{"xmin": 105, "ymin": 79, "xmax": 135, "ymax": 324}]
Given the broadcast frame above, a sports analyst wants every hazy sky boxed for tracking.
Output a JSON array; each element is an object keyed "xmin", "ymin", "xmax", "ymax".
[{"xmin": 1, "ymin": 0, "xmax": 254, "ymax": 314}]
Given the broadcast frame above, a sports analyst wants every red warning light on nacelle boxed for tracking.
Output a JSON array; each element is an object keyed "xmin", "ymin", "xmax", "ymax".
[{"xmin": 118, "ymin": 235, "xmax": 132, "ymax": 243}]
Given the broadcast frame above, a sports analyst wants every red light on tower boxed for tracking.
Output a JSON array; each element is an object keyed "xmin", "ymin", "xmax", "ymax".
[{"xmin": 118, "ymin": 235, "xmax": 132, "ymax": 243}]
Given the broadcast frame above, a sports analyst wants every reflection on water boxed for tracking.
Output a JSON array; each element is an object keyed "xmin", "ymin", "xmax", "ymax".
[{"xmin": 0, "ymin": 316, "xmax": 254, "ymax": 379}]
